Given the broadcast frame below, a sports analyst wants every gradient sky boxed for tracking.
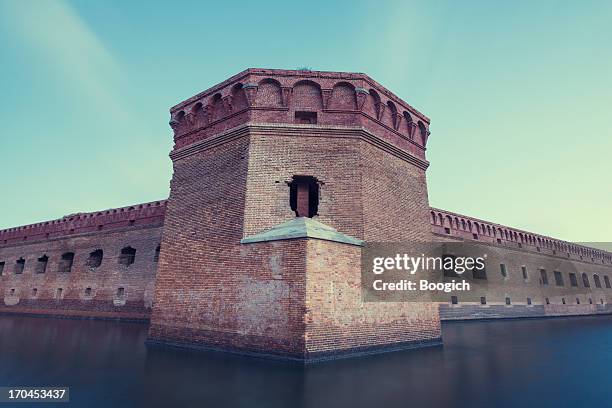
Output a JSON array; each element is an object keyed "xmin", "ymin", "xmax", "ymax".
[{"xmin": 0, "ymin": 0, "xmax": 610, "ymax": 244}]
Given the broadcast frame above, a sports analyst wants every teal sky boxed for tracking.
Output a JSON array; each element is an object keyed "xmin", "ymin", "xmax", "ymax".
[{"xmin": 0, "ymin": 0, "xmax": 610, "ymax": 243}]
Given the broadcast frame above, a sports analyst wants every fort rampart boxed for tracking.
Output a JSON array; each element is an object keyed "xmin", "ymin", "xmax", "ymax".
[{"xmin": 1, "ymin": 69, "xmax": 610, "ymax": 361}]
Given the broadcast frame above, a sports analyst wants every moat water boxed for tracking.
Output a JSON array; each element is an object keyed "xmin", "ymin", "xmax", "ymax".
[{"xmin": 1, "ymin": 315, "xmax": 611, "ymax": 408}]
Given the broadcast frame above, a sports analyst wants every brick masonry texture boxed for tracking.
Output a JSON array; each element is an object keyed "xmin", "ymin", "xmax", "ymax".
[
  {"xmin": 0, "ymin": 223, "xmax": 162, "ymax": 320},
  {"xmin": 1, "ymin": 68, "xmax": 611, "ymax": 361}
]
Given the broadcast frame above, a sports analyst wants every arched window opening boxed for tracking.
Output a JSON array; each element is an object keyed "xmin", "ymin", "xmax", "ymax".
[
  {"xmin": 116, "ymin": 287, "xmax": 125, "ymax": 299},
  {"xmin": 119, "ymin": 247, "xmax": 136, "ymax": 267},
  {"xmin": 59, "ymin": 252, "xmax": 75, "ymax": 273},
  {"xmin": 604, "ymin": 275, "xmax": 611, "ymax": 289},
  {"xmin": 87, "ymin": 249, "xmax": 103, "ymax": 269},
  {"xmin": 582, "ymin": 273, "xmax": 590, "ymax": 288},
  {"xmin": 289, "ymin": 176, "xmax": 320, "ymax": 218},
  {"xmin": 594, "ymin": 274, "xmax": 602, "ymax": 288}
]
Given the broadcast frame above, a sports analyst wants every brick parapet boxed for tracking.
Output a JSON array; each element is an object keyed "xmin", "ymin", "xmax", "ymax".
[
  {"xmin": 430, "ymin": 207, "xmax": 612, "ymax": 266},
  {"xmin": 0, "ymin": 200, "xmax": 167, "ymax": 247},
  {"xmin": 167, "ymin": 68, "xmax": 431, "ymax": 159}
]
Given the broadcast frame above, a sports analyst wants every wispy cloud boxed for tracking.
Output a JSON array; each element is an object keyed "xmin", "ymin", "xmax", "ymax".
[{"xmin": 0, "ymin": 0, "xmax": 130, "ymax": 120}]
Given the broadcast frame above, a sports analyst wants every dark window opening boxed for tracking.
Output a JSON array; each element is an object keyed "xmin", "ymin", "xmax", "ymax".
[
  {"xmin": 480, "ymin": 297, "xmax": 487, "ymax": 305},
  {"xmin": 505, "ymin": 297, "xmax": 511, "ymax": 305},
  {"xmin": 119, "ymin": 247, "xmax": 136, "ymax": 267},
  {"xmin": 554, "ymin": 271, "xmax": 564, "ymax": 287},
  {"xmin": 527, "ymin": 298, "xmax": 532, "ymax": 305},
  {"xmin": 500, "ymin": 264, "xmax": 507, "ymax": 278},
  {"xmin": 569, "ymin": 273, "xmax": 578, "ymax": 287},
  {"xmin": 576, "ymin": 298, "xmax": 580, "ymax": 304},
  {"xmin": 444, "ymin": 228, "xmax": 451, "ymax": 235},
  {"xmin": 59, "ymin": 252, "xmax": 75, "ymax": 273},
  {"xmin": 0, "ymin": 261, "xmax": 5, "ymax": 276},
  {"xmin": 117, "ymin": 287, "xmax": 125, "ymax": 298},
  {"xmin": 582, "ymin": 273, "xmax": 590, "ymax": 288},
  {"xmin": 562, "ymin": 298, "xmax": 566, "ymax": 305},
  {"xmin": 594, "ymin": 275, "xmax": 602, "ymax": 288},
  {"xmin": 540, "ymin": 269, "xmax": 548, "ymax": 285},
  {"xmin": 443, "ymin": 255, "xmax": 459, "ymax": 277},
  {"xmin": 294, "ymin": 111, "xmax": 317, "ymax": 124},
  {"xmin": 87, "ymin": 249, "xmax": 103, "ymax": 268},
  {"xmin": 15, "ymin": 258, "xmax": 25, "ymax": 274},
  {"xmin": 85, "ymin": 287, "xmax": 92, "ymax": 297},
  {"xmin": 56, "ymin": 288, "xmax": 63, "ymax": 299},
  {"xmin": 10, "ymin": 288, "xmax": 15, "ymax": 296},
  {"xmin": 545, "ymin": 297, "xmax": 550, "ymax": 305},
  {"xmin": 605, "ymin": 276, "xmax": 611, "ymax": 289},
  {"xmin": 450, "ymin": 296, "xmax": 458, "ymax": 305},
  {"xmin": 36, "ymin": 255, "xmax": 49, "ymax": 274},
  {"xmin": 522, "ymin": 266, "xmax": 528, "ymax": 280},
  {"xmin": 472, "ymin": 265, "xmax": 487, "ymax": 280},
  {"xmin": 154, "ymin": 245, "xmax": 161, "ymax": 263},
  {"xmin": 289, "ymin": 176, "xmax": 320, "ymax": 218},
  {"xmin": 589, "ymin": 298, "xmax": 593, "ymax": 304},
  {"xmin": 31, "ymin": 288, "xmax": 37, "ymax": 297}
]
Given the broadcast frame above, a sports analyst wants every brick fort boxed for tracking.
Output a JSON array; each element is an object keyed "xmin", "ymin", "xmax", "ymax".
[{"xmin": 1, "ymin": 69, "xmax": 611, "ymax": 362}]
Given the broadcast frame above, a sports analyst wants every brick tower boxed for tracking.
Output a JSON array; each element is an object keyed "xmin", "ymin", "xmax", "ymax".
[{"xmin": 148, "ymin": 69, "xmax": 441, "ymax": 361}]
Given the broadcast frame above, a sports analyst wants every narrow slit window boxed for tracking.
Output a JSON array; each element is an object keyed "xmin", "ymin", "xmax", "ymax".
[
  {"xmin": 0, "ymin": 261, "xmax": 5, "ymax": 276},
  {"xmin": 154, "ymin": 245, "xmax": 161, "ymax": 263}
]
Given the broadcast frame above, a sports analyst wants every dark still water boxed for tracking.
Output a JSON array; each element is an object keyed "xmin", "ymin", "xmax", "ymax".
[{"xmin": 1, "ymin": 315, "xmax": 612, "ymax": 408}]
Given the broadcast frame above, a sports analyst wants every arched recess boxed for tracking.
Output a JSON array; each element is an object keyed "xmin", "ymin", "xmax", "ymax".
[
  {"xmin": 329, "ymin": 82, "xmax": 356, "ymax": 110},
  {"xmin": 255, "ymin": 78, "xmax": 283, "ymax": 107},
  {"xmin": 292, "ymin": 80, "xmax": 323, "ymax": 110},
  {"xmin": 418, "ymin": 121, "xmax": 428, "ymax": 146},
  {"xmin": 231, "ymin": 83, "xmax": 248, "ymax": 111},
  {"xmin": 403, "ymin": 111, "xmax": 414, "ymax": 139},
  {"xmin": 210, "ymin": 93, "xmax": 224, "ymax": 121},
  {"xmin": 382, "ymin": 100, "xmax": 396, "ymax": 128},
  {"xmin": 365, "ymin": 89, "xmax": 381, "ymax": 118}
]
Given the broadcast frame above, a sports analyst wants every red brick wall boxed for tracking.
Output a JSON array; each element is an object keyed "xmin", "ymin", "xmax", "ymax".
[
  {"xmin": 305, "ymin": 239, "xmax": 441, "ymax": 359},
  {"xmin": 0, "ymin": 224, "xmax": 162, "ymax": 320}
]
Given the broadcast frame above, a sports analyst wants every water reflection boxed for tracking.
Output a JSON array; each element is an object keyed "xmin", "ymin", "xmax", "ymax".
[{"xmin": 1, "ymin": 315, "xmax": 611, "ymax": 407}]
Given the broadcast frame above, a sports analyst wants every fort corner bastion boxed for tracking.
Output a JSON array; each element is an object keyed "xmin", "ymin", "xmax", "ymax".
[{"xmin": 1, "ymin": 69, "xmax": 611, "ymax": 362}]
